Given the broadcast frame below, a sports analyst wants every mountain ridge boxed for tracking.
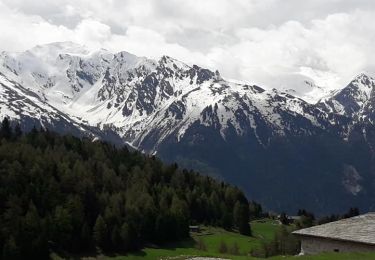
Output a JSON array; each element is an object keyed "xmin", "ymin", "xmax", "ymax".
[{"xmin": 1, "ymin": 42, "xmax": 375, "ymax": 214}]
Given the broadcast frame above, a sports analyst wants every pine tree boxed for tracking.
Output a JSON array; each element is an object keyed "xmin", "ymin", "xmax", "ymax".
[
  {"xmin": 2, "ymin": 236, "xmax": 20, "ymax": 260},
  {"xmin": 344, "ymin": 207, "xmax": 360, "ymax": 218},
  {"xmin": 110, "ymin": 225, "xmax": 121, "ymax": 250},
  {"xmin": 279, "ymin": 212, "xmax": 289, "ymax": 225},
  {"xmin": 13, "ymin": 123, "xmax": 22, "ymax": 139},
  {"xmin": 52, "ymin": 206, "xmax": 73, "ymax": 249},
  {"xmin": 20, "ymin": 201, "xmax": 48, "ymax": 258},
  {"xmin": 249, "ymin": 200, "xmax": 263, "ymax": 219},
  {"xmin": 93, "ymin": 215, "xmax": 108, "ymax": 250},
  {"xmin": 233, "ymin": 202, "xmax": 252, "ymax": 236},
  {"xmin": 120, "ymin": 222, "xmax": 137, "ymax": 251},
  {"xmin": 80, "ymin": 222, "xmax": 92, "ymax": 250},
  {"xmin": 170, "ymin": 195, "xmax": 189, "ymax": 238},
  {"xmin": 0, "ymin": 117, "xmax": 12, "ymax": 139}
]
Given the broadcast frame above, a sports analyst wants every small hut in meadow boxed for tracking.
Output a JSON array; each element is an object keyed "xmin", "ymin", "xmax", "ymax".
[{"xmin": 189, "ymin": 225, "xmax": 200, "ymax": 232}]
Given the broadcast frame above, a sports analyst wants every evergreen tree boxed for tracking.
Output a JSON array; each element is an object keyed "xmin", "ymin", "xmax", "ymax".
[
  {"xmin": 170, "ymin": 196, "xmax": 190, "ymax": 239},
  {"xmin": 52, "ymin": 206, "xmax": 73, "ymax": 249},
  {"xmin": 344, "ymin": 207, "xmax": 359, "ymax": 218},
  {"xmin": 233, "ymin": 202, "xmax": 251, "ymax": 236},
  {"xmin": 0, "ymin": 127, "xmax": 255, "ymax": 257},
  {"xmin": 120, "ymin": 222, "xmax": 137, "ymax": 251},
  {"xmin": 110, "ymin": 225, "xmax": 121, "ymax": 250},
  {"xmin": 93, "ymin": 215, "xmax": 108, "ymax": 250},
  {"xmin": 249, "ymin": 200, "xmax": 263, "ymax": 219},
  {"xmin": 13, "ymin": 123, "xmax": 22, "ymax": 139},
  {"xmin": 80, "ymin": 222, "xmax": 92, "ymax": 250},
  {"xmin": 19, "ymin": 201, "xmax": 48, "ymax": 258},
  {"xmin": 0, "ymin": 117, "xmax": 12, "ymax": 140},
  {"xmin": 279, "ymin": 212, "xmax": 289, "ymax": 225},
  {"xmin": 2, "ymin": 236, "xmax": 19, "ymax": 260},
  {"xmin": 296, "ymin": 209, "xmax": 314, "ymax": 228}
]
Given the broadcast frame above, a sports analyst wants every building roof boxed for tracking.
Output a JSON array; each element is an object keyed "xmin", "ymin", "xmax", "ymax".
[
  {"xmin": 293, "ymin": 213, "xmax": 375, "ymax": 245},
  {"xmin": 189, "ymin": 225, "xmax": 200, "ymax": 228},
  {"xmin": 288, "ymin": 216, "xmax": 301, "ymax": 220}
]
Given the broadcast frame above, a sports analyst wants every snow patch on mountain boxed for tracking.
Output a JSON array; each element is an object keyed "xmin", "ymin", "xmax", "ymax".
[{"xmin": 0, "ymin": 42, "xmax": 375, "ymax": 152}]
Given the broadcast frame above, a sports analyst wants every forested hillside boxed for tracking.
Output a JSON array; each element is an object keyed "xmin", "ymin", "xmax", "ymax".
[
  {"xmin": 0, "ymin": 118, "xmax": 251, "ymax": 259},
  {"xmin": 2, "ymin": 43, "xmax": 375, "ymax": 215}
]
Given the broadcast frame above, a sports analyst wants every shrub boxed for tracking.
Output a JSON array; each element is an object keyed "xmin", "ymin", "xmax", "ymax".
[{"xmin": 218, "ymin": 240, "xmax": 228, "ymax": 253}]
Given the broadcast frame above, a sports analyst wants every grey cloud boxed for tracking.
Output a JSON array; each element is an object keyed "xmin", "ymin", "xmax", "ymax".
[{"xmin": 0, "ymin": 0, "xmax": 375, "ymax": 93}]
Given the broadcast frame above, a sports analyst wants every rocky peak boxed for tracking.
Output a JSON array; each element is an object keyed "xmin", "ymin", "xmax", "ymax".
[{"xmin": 319, "ymin": 73, "xmax": 375, "ymax": 118}]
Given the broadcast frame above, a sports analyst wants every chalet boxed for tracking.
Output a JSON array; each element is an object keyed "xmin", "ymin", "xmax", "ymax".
[
  {"xmin": 293, "ymin": 212, "xmax": 375, "ymax": 255},
  {"xmin": 276, "ymin": 214, "xmax": 301, "ymax": 224},
  {"xmin": 288, "ymin": 215, "xmax": 301, "ymax": 222},
  {"xmin": 189, "ymin": 225, "xmax": 200, "ymax": 232}
]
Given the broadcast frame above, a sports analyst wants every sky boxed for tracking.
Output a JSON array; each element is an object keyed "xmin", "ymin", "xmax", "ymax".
[{"xmin": 0, "ymin": 0, "xmax": 375, "ymax": 93}]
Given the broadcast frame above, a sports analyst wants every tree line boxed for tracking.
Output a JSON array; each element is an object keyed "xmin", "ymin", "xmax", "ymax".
[
  {"xmin": 252, "ymin": 207, "xmax": 361, "ymax": 258},
  {"xmin": 0, "ymin": 118, "xmax": 251, "ymax": 259}
]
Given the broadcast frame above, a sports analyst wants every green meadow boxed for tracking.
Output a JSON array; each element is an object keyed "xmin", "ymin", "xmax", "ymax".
[
  {"xmin": 52, "ymin": 219, "xmax": 374, "ymax": 260},
  {"xmin": 98, "ymin": 219, "xmax": 374, "ymax": 260}
]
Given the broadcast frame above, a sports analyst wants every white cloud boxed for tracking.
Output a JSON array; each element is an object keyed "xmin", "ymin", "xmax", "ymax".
[
  {"xmin": 74, "ymin": 19, "xmax": 111, "ymax": 45},
  {"xmin": 0, "ymin": 0, "xmax": 375, "ymax": 93}
]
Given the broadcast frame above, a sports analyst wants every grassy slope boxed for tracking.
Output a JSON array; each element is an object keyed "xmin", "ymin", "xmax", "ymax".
[
  {"xmin": 272, "ymin": 252, "xmax": 375, "ymax": 260},
  {"xmin": 113, "ymin": 220, "xmax": 278, "ymax": 260},
  {"xmin": 89, "ymin": 219, "xmax": 375, "ymax": 260}
]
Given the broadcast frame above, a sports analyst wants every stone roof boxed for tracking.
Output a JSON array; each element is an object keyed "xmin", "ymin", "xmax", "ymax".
[{"xmin": 293, "ymin": 213, "xmax": 375, "ymax": 245}]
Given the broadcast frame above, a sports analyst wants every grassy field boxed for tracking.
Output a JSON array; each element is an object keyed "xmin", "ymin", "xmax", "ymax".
[
  {"xmin": 109, "ymin": 219, "xmax": 277, "ymax": 260},
  {"xmin": 271, "ymin": 252, "xmax": 375, "ymax": 260},
  {"xmin": 69, "ymin": 219, "xmax": 375, "ymax": 260}
]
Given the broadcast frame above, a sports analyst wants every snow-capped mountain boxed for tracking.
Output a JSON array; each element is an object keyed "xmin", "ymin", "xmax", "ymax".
[
  {"xmin": 1, "ymin": 42, "xmax": 375, "ymax": 214},
  {"xmin": 0, "ymin": 42, "xmax": 332, "ymax": 150},
  {"xmin": 319, "ymin": 73, "xmax": 375, "ymax": 119}
]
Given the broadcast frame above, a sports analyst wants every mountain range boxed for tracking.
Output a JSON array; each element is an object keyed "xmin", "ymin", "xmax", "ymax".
[{"xmin": 1, "ymin": 42, "xmax": 375, "ymax": 214}]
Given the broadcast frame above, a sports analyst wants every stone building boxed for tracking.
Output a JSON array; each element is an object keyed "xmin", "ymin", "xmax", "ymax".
[{"xmin": 293, "ymin": 212, "xmax": 375, "ymax": 255}]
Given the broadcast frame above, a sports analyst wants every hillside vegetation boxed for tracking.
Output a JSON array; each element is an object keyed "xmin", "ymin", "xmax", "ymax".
[
  {"xmin": 0, "ymin": 118, "xmax": 251, "ymax": 259},
  {"xmin": 94, "ymin": 219, "xmax": 375, "ymax": 260}
]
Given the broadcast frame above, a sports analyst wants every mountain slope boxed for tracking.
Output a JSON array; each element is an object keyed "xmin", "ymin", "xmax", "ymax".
[
  {"xmin": 1, "ymin": 42, "xmax": 375, "ymax": 214},
  {"xmin": 0, "ymin": 71, "xmax": 124, "ymax": 144},
  {"xmin": 0, "ymin": 43, "xmax": 330, "ymax": 150}
]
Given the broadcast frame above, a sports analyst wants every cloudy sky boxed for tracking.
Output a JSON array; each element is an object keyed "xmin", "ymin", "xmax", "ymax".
[{"xmin": 0, "ymin": 0, "xmax": 374, "ymax": 92}]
